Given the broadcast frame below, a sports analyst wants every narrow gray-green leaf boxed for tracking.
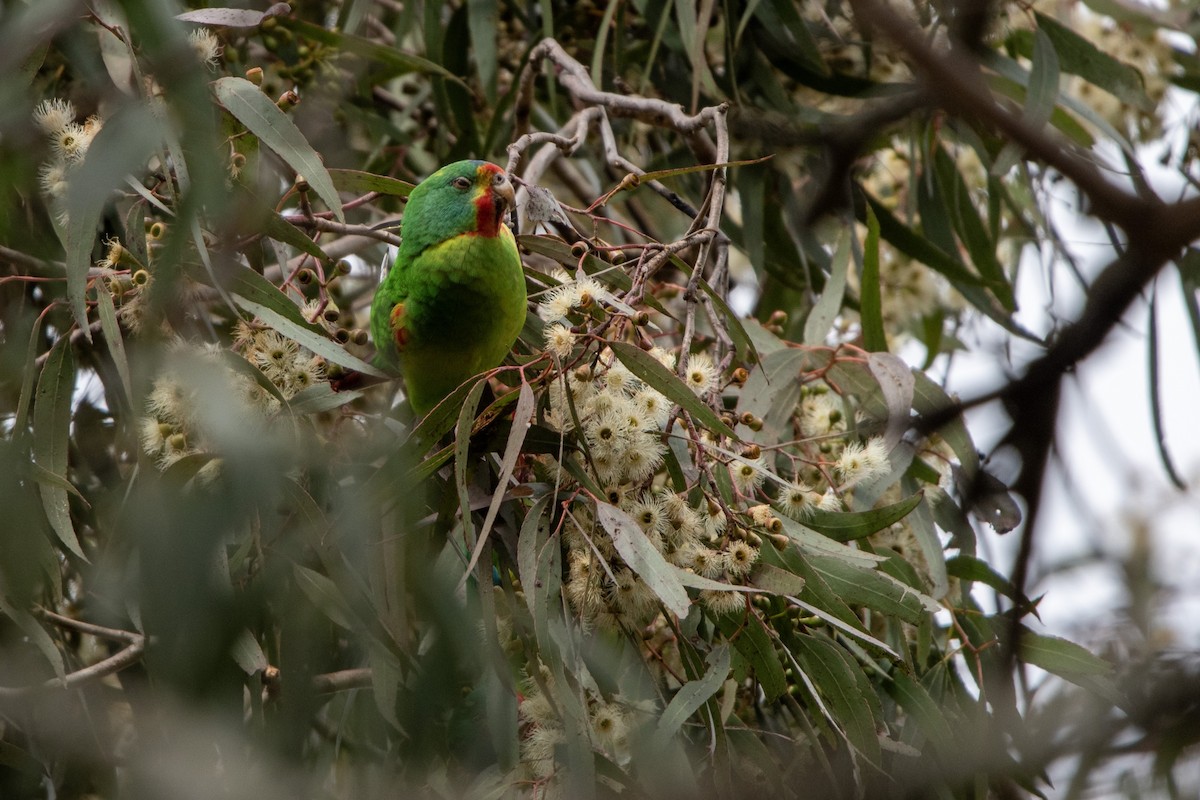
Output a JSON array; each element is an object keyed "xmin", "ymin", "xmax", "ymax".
[
  {"xmin": 1034, "ymin": 12, "xmax": 1152, "ymax": 111},
  {"xmin": 653, "ymin": 643, "xmax": 730, "ymax": 746},
  {"xmin": 328, "ymin": 168, "xmax": 414, "ymax": 198},
  {"xmin": 280, "ymin": 17, "xmax": 466, "ymax": 85},
  {"xmin": 293, "ymin": 564, "xmax": 357, "ymax": 630},
  {"xmin": 14, "ymin": 312, "xmax": 47, "ymax": 437},
  {"xmin": 1148, "ymin": 291, "xmax": 1186, "ymax": 489},
  {"xmin": 266, "ymin": 211, "xmax": 331, "ymax": 261},
  {"xmin": 231, "ymin": 628, "xmax": 268, "ymax": 674},
  {"xmin": 454, "ymin": 378, "xmax": 490, "ymax": 574},
  {"xmin": 287, "ymin": 384, "xmax": 364, "ymax": 415},
  {"xmin": 596, "ymin": 501, "xmax": 691, "ymax": 617},
  {"xmin": 717, "ymin": 615, "xmax": 787, "ymax": 702},
  {"xmin": 1019, "ymin": 630, "xmax": 1112, "ymax": 677},
  {"xmin": 903, "ymin": 490, "xmax": 949, "ymax": 599},
  {"xmin": 885, "ymin": 671, "xmax": 957, "ymax": 758},
  {"xmin": 95, "ymin": 285, "xmax": 133, "ymax": 414},
  {"xmin": 750, "ymin": 563, "xmax": 807, "ymax": 596},
  {"xmin": 860, "ymin": 204, "xmax": 886, "ymax": 352},
  {"xmin": 803, "ymin": 493, "xmax": 922, "ymax": 542},
  {"xmin": 807, "ymin": 553, "xmax": 938, "ymax": 624},
  {"xmin": 33, "ymin": 336, "xmax": 85, "ymax": 560},
  {"xmin": 212, "ymin": 77, "xmax": 344, "ymax": 222},
  {"xmin": 945, "ymin": 555, "xmax": 1018, "ymax": 599},
  {"xmin": 867, "ymin": 352, "xmax": 914, "ymax": 449},
  {"xmin": 461, "ymin": 381, "xmax": 536, "ymax": 584},
  {"xmin": 804, "ymin": 229, "xmax": 851, "ymax": 345},
  {"xmin": 0, "ymin": 599, "xmax": 65, "ymax": 683},
  {"xmin": 467, "ymin": 0, "xmax": 499, "ymax": 101},
  {"xmin": 796, "ymin": 635, "xmax": 881, "ymax": 766},
  {"xmin": 516, "ymin": 495, "xmax": 554, "ymax": 620},
  {"xmin": 1027, "ymin": 28, "xmax": 1062, "ymax": 131},
  {"xmin": 778, "ymin": 515, "xmax": 885, "ymax": 567},
  {"xmin": 176, "ymin": 4, "xmax": 290, "ymax": 27}
]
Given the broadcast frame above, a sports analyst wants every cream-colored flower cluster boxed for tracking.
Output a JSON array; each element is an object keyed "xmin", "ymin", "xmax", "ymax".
[
  {"xmin": 233, "ymin": 309, "xmax": 330, "ymax": 404},
  {"xmin": 532, "ymin": 273, "xmax": 767, "ymax": 623},
  {"xmin": 33, "ymin": 98, "xmax": 103, "ymax": 225},
  {"xmin": 139, "ymin": 341, "xmax": 247, "ymax": 474},
  {"xmin": 140, "ymin": 316, "xmax": 327, "ymax": 471},
  {"xmin": 518, "ymin": 668, "xmax": 650, "ymax": 783}
]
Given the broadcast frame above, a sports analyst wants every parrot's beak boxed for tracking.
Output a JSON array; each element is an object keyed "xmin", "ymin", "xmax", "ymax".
[{"xmin": 493, "ymin": 175, "xmax": 515, "ymax": 214}]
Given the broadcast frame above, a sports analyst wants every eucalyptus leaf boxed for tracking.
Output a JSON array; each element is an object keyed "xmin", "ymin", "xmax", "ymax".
[
  {"xmin": 596, "ymin": 501, "xmax": 690, "ymax": 617},
  {"xmin": 212, "ymin": 77, "xmax": 344, "ymax": 222},
  {"xmin": 32, "ymin": 337, "xmax": 85, "ymax": 560}
]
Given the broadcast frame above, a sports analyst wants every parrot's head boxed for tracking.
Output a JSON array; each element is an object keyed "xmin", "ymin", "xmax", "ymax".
[{"xmin": 399, "ymin": 160, "xmax": 516, "ymax": 258}]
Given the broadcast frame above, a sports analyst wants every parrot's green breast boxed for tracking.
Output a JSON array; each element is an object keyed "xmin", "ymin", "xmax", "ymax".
[
  {"xmin": 369, "ymin": 159, "xmax": 527, "ymax": 415},
  {"xmin": 395, "ymin": 228, "xmax": 526, "ymax": 413}
]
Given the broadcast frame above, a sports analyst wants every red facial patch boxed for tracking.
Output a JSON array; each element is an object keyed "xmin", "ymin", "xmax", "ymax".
[{"xmin": 473, "ymin": 163, "xmax": 505, "ymax": 238}]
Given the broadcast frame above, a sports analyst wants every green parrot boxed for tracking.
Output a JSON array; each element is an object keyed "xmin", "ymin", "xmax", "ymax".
[{"xmin": 370, "ymin": 160, "xmax": 527, "ymax": 415}]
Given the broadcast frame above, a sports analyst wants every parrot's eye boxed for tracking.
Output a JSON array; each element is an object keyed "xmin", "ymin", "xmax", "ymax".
[{"xmin": 451, "ymin": 176, "xmax": 472, "ymax": 190}]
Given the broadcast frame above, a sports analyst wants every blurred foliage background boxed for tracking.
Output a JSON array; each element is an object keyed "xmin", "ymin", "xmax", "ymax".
[{"xmin": 1, "ymin": 0, "xmax": 1199, "ymax": 797}]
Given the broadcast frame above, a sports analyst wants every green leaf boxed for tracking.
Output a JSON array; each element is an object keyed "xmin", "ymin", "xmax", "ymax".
[
  {"xmin": 608, "ymin": 342, "xmax": 736, "ymax": 439},
  {"xmin": 33, "ymin": 336, "xmax": 85, "ymax": 560},
  {"xmin": 902, "ymin": 489, "xmax": 949, "ymax": 599},
  {"xmin": 94, "ymin": 287, "xmax": 132, "ymax": 414},
  {"xmin": 652, "ymin": 643, "xmax": 731, "ymax": 747},
  {"xmin": 885, "ymin": 670, "xmax": 957, "ymax": 759},
  {"xmin": 1178, "ymin": 250, "xmax": 1200, "ymax": 375},
  {"xmin": 263, "ymin": 210, "xmax": 331, "ymax": 262},
  {"xmin": 467, "ymin": 0, "xmax": 499, "ymax": 101},
  {"xmin": 749, "ymin": 563, "xmax": 807, "ymax": 596},
  {"xmin": 859, "ymin": 203, "xmax": 887, "ymax": 352},
  {"xmin": 807, "ymin": 553, "xmax": 938, "ymax": 624},
  {"xmin": 1027, "ymin": 28, "xmax": 1062, "ymax": 131},
  {"xmin": 735, "ymin": 347, "xmax": 812, "ymax": 445},
  {"xmin": 460, "ymin": 381, "xmax": 534, "ymax": 582},
  {"xmin": 516, "ymin": 495, "xmax": 555, "ymax": 635},
  {"xmin": 777, "ymin": 515, "xmax": 886, "ymax": 568},
  {"xmin": 993, "ymin": 27, "xmax": 1061, "ymax": 174},
  {"xmin": 293, "ymin": 564, "xmax": 357, "ymax": 630},
  {"xmin": 596, "ymin": 501, "xmax": 691, "ymax": 617},
  {"xmin": 279, "ymin": 17, "xmax": 466, "ymax": 86},
  {"xmin": 328, "ymin": 169, "xmax": 414, "ymax": 198},
  {"xmin": 1148, "ymin": 290, "xmax": 1186, "ymax": 489},
  {"xmin": 796, "ymin": 635, "xmax": 881, "ymax": 766},
  {"xmin": 0, "ymin": 599, "xmax": 65, "ymax": 683},
  {"xmin": 212, "ymin": 77, "xmax": 344, "ymax": 222},
  {"xmin": 829, "ymin": 360, "xmax": 981, "ymax": 477},
  {"xmin": 1019, "ymin": 630, "xmax": 1111, "ymax": 677},
  {"xmin": 222, "ymin": 265, "xmax": 385, "ymax": 377},
  {"xmin": 861, "ymin": 190, "xmax": 1038, "ymax": 340},
  {"xmin": 176, "ymin": 7, "xmax": 288, "ymax": 27},
  {"xmin": 700, "ymin": 280, "xmax": 760, "ymax": 368},
  {"xmin": 803, "ymin": 228, "xmax": 851, "ymax": 345},
  {"xmin": 1034, "ymin": 12, "xmax": 1153, "ymax": 111},
  {"xmin": 804, "ymin": 492, "xmax": 922, "ymax": 542},
  {"xmin": 454, "ymin": 378, "xmax": 489, "ymax": 554},
  {"xmin": 931, "ymin": 147, "xmax": 1014, "ymax": 310},
  {"xmin": 286, "ymin": 384, "xmax": 365, "ymax": 416},
  {"xmin": 230, "ymin": 629, "xmax": 268, "ymax": 675},
  {"xmin": 717, "ymin": 615, "xmax": 787, "ymax": 702},
  {"xmin": 946, "ymin": 555, "xmax": 1019, "ymax": 599}
]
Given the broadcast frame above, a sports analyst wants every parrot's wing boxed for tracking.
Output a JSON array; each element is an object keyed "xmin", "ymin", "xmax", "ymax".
[{"xmin": 388, "ymin": 300, "xmax": 410, "ymax": 351}]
